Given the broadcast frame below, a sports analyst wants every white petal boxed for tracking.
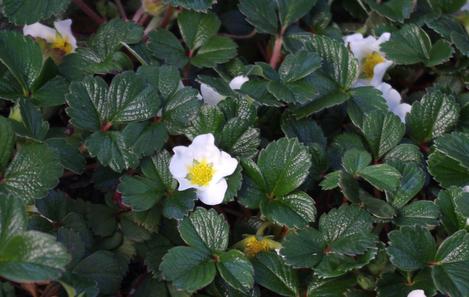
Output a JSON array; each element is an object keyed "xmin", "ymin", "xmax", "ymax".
[
  {"xmin": 54, "ymin": 19, "xmax": 77, "ymax": 51},
  {"xmin": 229, "ymin": 76, "xmax": 249, "ymax": 90},
  {"xmin": 377, "ymin": 32, "xmax": 391, "ymax": 44},
  {"xmin": 212, "ymin": 151, "xmax": 238, "ymax": 182},
  {"xmin": 197, "ymin": 179, "xmax": 228, "ymax": 205},
  {"xmin": 178, "ymin": 80, "xmax": 185, "ymax": 90},
  {"xmin": 344, "ymin": 33, "xmax": 364, "ymax": 44},
  {"xmin": 370, "ymin": 60, "xmax": 392, "ymax": 86},
  {"xmin": 23, "ymin": 22, "xmax": 56, "ymax": 42},
  {"xmin": 392, "ymin": 103, "xmax": 411, "ymax": 123},
  {"xmin": 461, "ymin": 2, "xmax": 469, "ymax": 11},
  {"xmin": 407, "ymin": 290, "xmax": 426, "ymax": 297},
  {"xmin": 466, "ymin": 217, "xmax": 469, "ymax": 226},
  {"xmin": 375, "ymin": 82, "xmax": 401, "ymax": 108},
  {"xmin": 200, "ymin": 83, "xmax": 225, "ymax": 105},
  {"xmin": 189, "ymin": 133, "xmax": 221, "ymax": 161},
  {"xmin": 169, "ymin": 146, "xmax": 192, "ymax": 178},
  {"xmin": 463, "ymin": 185, "xmax": 469, "ymax": 192},
  {"xmin": 176, "ymin": 177, "xmax": 193, "ymax": 191}
]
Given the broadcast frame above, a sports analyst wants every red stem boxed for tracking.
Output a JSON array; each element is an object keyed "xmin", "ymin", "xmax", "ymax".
[
  {"xmin": 270, "ymin": 34, "xmax": 284, "ymax": 69},
  {"xmin": 160, "ymin": 5, "xmax": 174, "ymax": 28},
  {"xmin": 100, "ymin": 122, "xmax": 112, "ymax": 132},
  {"xmin": 72, "ymin": 0, "xmax": 105, "ymax": 25}
]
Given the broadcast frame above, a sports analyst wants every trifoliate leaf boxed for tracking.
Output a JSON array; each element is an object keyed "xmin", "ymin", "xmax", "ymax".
[
  {"xmin": 251, "ymin": 252, "xmax": 299, "ymax": 297},
  {"xmin": 1, "ymin": 0, "xmax": 71, "ymax": 25},
  {"xmin": 387, "ymin": 225, "xmax": 437, "ymax": 271},
  {"xmin": 366, "ymin": 0, "xmax": 413, "ymax": 23},
  {"xmin": 0, "ymin": 143, "xmax": 62, "ymax": 203},
  {"xmin": 178, "ymin": 11, "xmax": 221, "ymax": 51},
  {"xmin": 191, "ymin": 36, "xmax": 238, "ymax": 68},
  {"xmin": 381, "ymin": 24, "xmax": 453, "ymax": 66},
  {"xmin": 238, "ymin": 0, "xmax": 278, "ymax": 35},
  {"xmin": 394, "ymin": 200, "xmax": 440, "ymax": 227},
  {"xmin": 122, "ymin": 121, "xmax": 168, "ymax": 158},
  {"xmin": 159, "ymin": 246, "xmax": 216, "ymax": 292},
  {"xmin": 358, "ymin": 164, "xmax": 401, "ymax": 192},
  {"xmin": 385, "ymin": 161, "xmax": 425, "ymax": 208},
  {"xmin": 342, "ymin": 149, "xmax": 372, "ymax": 175},
  {"xmin": 147, "ymin": 29, "xmax": 188, "ymax": 68},
  {"xmin": 163, "ymin": 87, "xmax": 202, "ymax": 134},
  {"xmin": 178, "ymin": 208, "xmax": 229, "ymax": 252},
  {"xmin": 260, "ymin": 191, "xmax": 316, "ymax": 228},
  {"xmin": 360, "ymin": 111, "xmax": 405, "ymax": 159},
  {"xmin": 407, "ymin": 90, "xmax": 459, "ymax": 143},
  {"xmin": 216, "ymin": 250, "xmax": 254, "ymax": 293},
  {"xmin": 257, "ymin": 137, "xmax": 311, "ymax": 197},
  {"xmin": 85, "ymin": 131, "xmax": 139, "ymax": 173}
]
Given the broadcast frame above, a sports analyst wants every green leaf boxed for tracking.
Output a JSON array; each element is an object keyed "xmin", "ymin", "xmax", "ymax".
[
  {"xmin": 360, "ymin": 192, "xmax": 397, "ymax": 220},
  {"xmin": 163, "ymin": 190, "xmax": 197, "ymax": 220},
  {"xmin": 1, "ymin": 0, "xmax": 70, "ymax": 25},
  {"xmin": 138, "ymin": 234, "xmax": 172, "ymax": 278},
  {"xmin": 347, "ymin": 86, "xmax": 388, "ymax": 127},
  {"xmin": 251, "ymin": 252, "xmax": 298, "ymax": 297},
  {"xmin": 160, "ymin": 246, "xmax": 216, "ymax": 292},
  {"xmin": 257, "ymin": 137, "xmax": 311, "ymax": 197},
  {"xmin": 0, "ymin": 31, "xmax": 43, "ymax": 93},
  {"xmin": 432, "ymin": 230, "xmax": 469, "ymax": 297},
  {"xmin": 178, "ymin": 208, "xmax": 229, "ymax": 252},
  {"xmin": 10, "ymin": 99, "xmax": 49, "ymax": 140},
  {"xmin": 291, "ymin": 88, "xmax": 350, "ymax": 118},
  {"xmin": 191, "ymin": 36, "xmax": 238, "ymax": 68},
  {"xmin": 358, "ymin": 164, "xmax": 401, "ymax": 192},
  {"xmin": 0, "ymin": 143, "xmax": 62, "ymax": 203},
  {"xmin": 216, "ymin": 250, "xmax": 254, "ymax": 293},
  {"xmin": 387, "ymin": 226, "xmax": 436, "ymax": 271},
  {"xmin": 384, "ymin": 144, "xmax": 424, "ymax": 165},
  {"xmin": 320, "ymin": 170, "xmax": 341, "ymax": 190},
  {"xmin": 73, "ymin": 251, "xmax": 125, "ymax": 295},
  {"xmin": 394, "ymin": 200, "xmax": 440, "ymax": 227},
  {"xmin": 238, "ymin": 0, "xmax": 278, "ymax": 35},
  {"xmin": 342, "ymin": 149, "xmax": 372, "ymax": 175},
  {"xmin": 122, "ymin": 121, "xmax": 168, "ymax": 158},
  {"xmin": 381, "ymin": 24, "xmax": 453, "ymax": 66},
  {"xmin": 319, "ymin": 204, "xmax": 376, "ymax": 256},
  {"xmin": 428, "ymin": 151, "xmax": 469, "ymax": 188},
  {"xmin": 0, "ymin": 231, "xmax": 70, "ymax": 282},
  {"xmin": 163, "ymin": 87, "xmax": 202, "ymax": 134},
  {"xmin": 281, "ymin": 117, "xmax": 326, "ymax": 147},
  {"xmin": 433, "ymin": 132, "xmax": 469, "ymax": 169},
  {"xmin": 307, "ymin": 275, "xmax": 356, "ymax": 297},
  {"xmin": 407, "ymin": 90, "xmax": 459, "ymax": 143},
  {"xmin": 178, "ymin": 11, "xmax": 220, "ymax": 51},
  {"xmin": 46, "ymin": 138, "xmax": 86, "ymax": 174},
  {"xmin": 148, "ymin": 29, "xmax": 188, "ymax": 68},
  {"xmin": 0, "ymin": 117, "xmax": 14, "ymax": 171},
  {"xmin": 281, "ymin": 228, "xmax": 325, "ymax": 268},
  {"xmin": 0, "ymin": 195, "xmax": 26, "ymax": 239},
  {"xmin": 360, "ymin": 111, "xmax": 405, "ymax": 159},
  {"xmin": 385, "ymin": 161, "xmax": 425, "ymax": 208},
  {"xmin": 377, "ymin": 270, "xmax": 436, "ymax": 297},
  {"xmin": 32, "ymin": 76, "xmax": 69, "ymax": 107},
  {"xmin": 436, "ymin": 187, "xmax": 469, "ymax": 234},
  {"xmin": 164, "ymin": 0, "xmax": 213, "ymax": 11},
  {"xmin": 277, "ymin": 0, "xmax": 316, "ymax": 28},
  {"xmin": 260, "ymin": 192, "xmax": 316, "ymax": 228},
  {"xmin": 118, "ymin": 176, "xmax": 163, "ymax": 212},
  {"xmin": 85, "ymin": 131, "xmax": 139, "ymax": 173},
  {"xmin": 278, "ymin": 51, "xmax": 321, "ymax": 83},
  {"xmin": 300, "ymin": 34, "xmax": 359, "ymax": 89},
  {"xmin": 366, "ymin": 0, "xmax": 413, "ymax": 22}
]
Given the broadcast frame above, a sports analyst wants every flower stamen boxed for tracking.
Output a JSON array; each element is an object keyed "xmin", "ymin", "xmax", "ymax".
[
  {"xmin": 187, "ymin": 160, "xmax": 214, "ymax": 186},
  {"xmin": 362, "ymin": 52, "xmax": 385, "ymax": 79}
]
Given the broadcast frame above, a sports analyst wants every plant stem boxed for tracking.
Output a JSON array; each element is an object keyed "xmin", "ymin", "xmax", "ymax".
[
  {"xmin": 100, "ymin": 122, "xmax": 113, "ymax": 132},
  {"xmin": 159, "ymin": 5, "xmax": 174, "ymax": 28},
  {"xmin": 72, "ymin": 0, "xmax": 105, "ymax": 25},
  {"xmin": 114, "ymin": 0, "xmax": 128, "ymax": 21},
  {"xmin": 269, "ymin": 27, "xmax": 286, "ymax": 69},
  {"xmin": 132, "ymin": 6, "xmax": 145, "ymax": 22}
]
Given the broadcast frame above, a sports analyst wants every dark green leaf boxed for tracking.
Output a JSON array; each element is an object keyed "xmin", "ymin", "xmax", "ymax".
[
  {"xmin": 216, "ymin": 250, "xmax": 254, "ymax": 293},
  {"xmin": 178, "ymin": 11, "xmax": 220, "ymax": 51},
  {"xmin": 2, "ymin": 0, "xmax": 70, "ymax": 25},
  {"xmin": 191, "ymin": 36, "xmax": 238, "ymax": 68},
  {"xmin": 238, "ymin": 0, "xmax": 278, "ymax": 35},
  {"xmin": 358, "ymin": 164, "xmax": 401, "ymax": 192},
  {"xmin": 0, "ymin": 117, "xmax": 14, "ymax": 171}
]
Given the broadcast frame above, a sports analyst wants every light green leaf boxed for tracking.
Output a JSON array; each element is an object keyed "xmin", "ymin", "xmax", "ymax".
[
  {"xmin": 216, "ymin": 250, "xmax": 254, "ymax": 293},
  {"xmin": 358, "ymin": 164, "xmax": 401, "ymax": 192},
  {"xmin": 178, "ymin": 208, "xmax": 229, "ymax": 252},
  {"xmin": 342, "ymin": 149, "xmax": 372, "ymax": 175},
  {"xmin": 0, "ymin": 143, "xmax": 62, "ymax": 203},
  {"xmin": 278, "ymin": 51, "xmax": 321, "ymax": 83},
  {"xmin": 159, "ymin": 246, "xmax": 216, "ymax": 292},
  {"xmin": 257, "ymin": 137, "xmax": 311, "ymax": 197},
  {"xmin": 407, "ymin": 90, "xmax": 459, "ymax": 143}
]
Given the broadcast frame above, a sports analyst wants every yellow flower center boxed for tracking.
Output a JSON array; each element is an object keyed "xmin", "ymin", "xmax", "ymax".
[
  {"xmin": 243, "ymin": 236, "xmax": 275, "ymax": 258},
  {"xmin": 362, "ymin": 52, "xmax": 385, "ymax": 79},
  {"xmin": 187, "ymin": 160, "xmax": 214, "ymax": 186},
  {"xmin": 143, "ymin": 0, "xmax": 165, "ymax": 15},
  {"xmin": 51, "ymin": 34, "xmax": 73, "ymax": 55}
]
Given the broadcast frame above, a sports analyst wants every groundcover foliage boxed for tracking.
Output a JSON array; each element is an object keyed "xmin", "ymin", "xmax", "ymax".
[{"xmin": 0, "ymin": 0, "xmax": 469, "ymax": 296}]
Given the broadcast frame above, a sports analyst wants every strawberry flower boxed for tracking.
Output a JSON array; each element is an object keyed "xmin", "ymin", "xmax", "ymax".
[{"xmin": 23, "ymin": 19, "xmax": 77, "ymax": 55}]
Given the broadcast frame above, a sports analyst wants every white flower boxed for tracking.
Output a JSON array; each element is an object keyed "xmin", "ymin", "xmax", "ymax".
[
  {"xmin": 463, "ymin": 185, "xmax": 469, "ymax": 192},
  {"xmin": 344, "ymin": 32, "xmax": 392, "ymax": 86},
  {"xmin": 169, "ymin": 133, "xmax": 238, "ymax": 205},
  {"xmin": 23, "ymin": 19, "xmax": 77, "ymax": 55},
  {"xmin": 200, "ymin": 75, "xmax": 250, "ymax": 105},
  {"xmin": 375, "ymin": 82, "xmax": 411, "ymax": 123},
  {"xmin": 407, "ymin": 289, "xmax": 426, "ymax": 297},
  {"xmin": 461, "ymin": 2, "xmax": 469, "ymax": 11}
]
